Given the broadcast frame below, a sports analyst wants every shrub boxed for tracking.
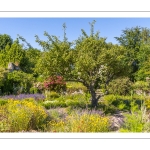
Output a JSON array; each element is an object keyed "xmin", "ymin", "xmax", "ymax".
[
  {"xmin": 133, "ymin": 81, "xmax": 149, "ymax": 91},
  {"xmin": 120, "ymin": 110, "xmax": 150, "ymax": 132},
  {"xmin": 108, "ymin": 77, "xmax": 133, "ymax": 95},
  {"xmin": 43, "ymin": 76, "xmax": 66, "ymax": 93},
  {"xmin": 44, "ymin": 91, "xmax": 60, "ymax": 100},
  {"xmin": 47, "ymin": 112, "xmax": 110, "ymax": 132},
  {"xmin": 65, "ymin": 99, "xmax": 86, "ymax": 108},
  {"xmin": 30, "ymin": 82, "xmax": 44, "ymax": 94},
  {"xmin": 1, "ymin": 99, "xmax": 48, "ymax": 132},
  {"xmin": 100, "ymin": 95, "xmax": 144, "ymax": 113},
  {"xmin": 101, "ymin": 95, "xmax": 119, "ymax": 113},
  {"xmin": 47, "ymin": 108, "xmax": 68, "ymax": 122},
  {"xmin": 5, "ymin": 71, "xmax": 35, "ymax": 94},
  {"xmin": 66, "ymin": 82, "xmax": 87, "ymax": 94},
  {"xmin": 132, "ymin": 81, "xmax": 149, "ymax": 95},
  {"xmin": 42, "ymin": 93, "xmax": 89, "ymax": 109},
  {"xmin": 0, "ymin": 67, "xmax": 8, "ymax": 87},
  {"xmin": 42, "ymin": 100, "xmax": 67, "ymax": 109}
]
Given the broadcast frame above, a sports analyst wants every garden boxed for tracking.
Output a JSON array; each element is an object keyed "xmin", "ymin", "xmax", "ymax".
[{"xmin": 1, "ymin": 21, "xmax": 150, "ymax": 132}]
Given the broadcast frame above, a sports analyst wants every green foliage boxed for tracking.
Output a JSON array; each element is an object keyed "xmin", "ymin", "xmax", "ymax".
[
  {"xmin": 0, "ymin": 99, "xmax": 8, "ymax": 106},
  {"xmin": 120, "ymin": 106, "xmax": 150, "ymax": 132},
  {"xmin": 41, "ymin": 93, "xmax": 90, "ymax": 109},
  {"xmin": 36, "ymin": 75, "xmax": 46, "ymax": 82},
  {"xmin": 0, "ymin": 39, "xmax": 26, "ymax": 69},
  {"xmin": 35, "ymin": 32, "xmax": 73, "ymax": 77},
  {"xmin": 29, "ymin": 87, "xmax": 39, "ymax": 94},
  {"xmin": 5, "ymin": 71, "xmax": 35, "ymax": 94},
  {"xmin": 66, "ymin": 82, "xmax": 87, "ymax": 93},
  {"xmin": 132, "ymin": 81, "xmax": 149, "ymax": 91},
  {"xmin": 21, "ymin": 48, "xmax": 41, "ymax": 74},
  {"xmin": 135, "ymin": 49, "xmax": 150, "ymax": 81},
  {"xmin": 100, "ymin": 94, "xmax": 144, "ymax": 114},
  {"xmin": 30, "ymin": 82, "xmax": 44, "ymax": 94},
  {"xmin": 115, "ymin": 27, "xmax": 150, "ymax": 81},
  {"xmin": 42, "ymin": 99, "xmax": 87, "ymax": 109},
  {"xmin": 0, "ymin": 67, "xmax": 8, "ymax": 87},
  {"xmin": 108, "ymin": 77, "xmax": 133, "ymax": 95},
  {"xmin": 42, "ymin": 100, "xmax": 67, "ymax": 109},
  {"xmin": 6, "ymin": 40, "xmax": 25, "ymax": 65},
  {"xmin": 44, "ymin": 91, "xmax": 60, "ymax": 100},
  {"xmin": 0, "ymin": 34, "xmax": 13, "ymax": 50}
]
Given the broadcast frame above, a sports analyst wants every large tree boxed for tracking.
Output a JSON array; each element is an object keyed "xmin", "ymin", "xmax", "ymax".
[
  {"xmin": 115, "ymin": 26, "xmax": 150, "ymax": 81},
  {"xmin": 35, "ymin": 21, "xmax": 128, "ymax": 107},
  {"xmin": 74, "ymin": 31, "xmax": 128, "ymax": 106}
]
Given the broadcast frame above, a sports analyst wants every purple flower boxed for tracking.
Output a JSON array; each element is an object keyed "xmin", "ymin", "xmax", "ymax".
[{"xmin": 0, "ymin": 94, "xmax": 45, "ymax": 101}]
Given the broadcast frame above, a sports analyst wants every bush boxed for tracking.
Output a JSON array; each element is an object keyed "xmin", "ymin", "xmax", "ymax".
[
  {"xmin": 108, "ymin": 77, "xmax": 133, "ymax": 95},
  {"xmin": 100, "ymin": 95, "xmax": 144, "ymax": 114},
  {"xmin": 133, "ymin": 81, "xmax": 149, "ymax": 90},
  {"xmin": 41, "ymin": 93, "xmax": 89, "ymax": 109},
  {"xmin": 0, "ymin": 99, "xmax": 48, "ymax": 132},
  {"xmin": 119, "ymin": 106, "xmax": 150, "ymax": 132},
  {"xmin": 47, "ymin": 112, "xmax": 110, "ymax": 132},
  {"xmin": 4, "ymin": 71, "xmax": 35, "ymax": 94},
  {"xmin": 0, "ymin": 67, "xmax": 8, "ymax": 87},
  {"xmin": 100, "ymin": 95, "xmax": 119, "ymax": 113},
  {"xmin": 42, "ymin": 99, "xmax": 87, "ymax": 109},
  {"xmin": 44, "ymin": 91, "xmax": 60, "ymax": 100},
  {"xmin": 30, "ymin": 82, "xmax": 44, "ymax": 94},
  {"xmin": 47, "ymin": 108, "xmax": 68, "ymax": 122},
  {"xmin": 65, "ymin": 99, "xmax": 87, "ymax": 108},
  {"xmin": 66, "ymin": 82, "xmax": 87, "ymax": 94},
  {"xmin": 42, "ymin": 100, "xmax": 67, "ymax": 109},
  {"xmin": 132, "ymin": 81, "xmax": 149, "ymax": 95},
  {"xmin": 43, "ymin": 76, "xmax": 66, "ymax": 93}
]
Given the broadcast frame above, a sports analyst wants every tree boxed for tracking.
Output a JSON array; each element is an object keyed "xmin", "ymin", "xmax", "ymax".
[
  {"xmin": 6, "ymin": 39, "xmax": 25, "ymax": 64},
  {"xmin": 74, "ymin": 26, "xmax": 128, "ymax": 106},
  {"xmin": 20, "ymin": 48, "xmax": 41, "ymax": 74},
  {"xmin": 35, "ymin": 27, "xmax": 73, "ymax": 79},
  {"xmin": 135, "ymin": 43, "xmax": 150, "ymax": 80},
  {"xmin": 35, "ymin": 21, "xmax": 128, "ymax": 107},
  {"xmin": 115, "ymin": 26, "xmax": 150, "ymax": 81},
  {"xmin": 102, "ymin": 44, "xmax": 130, "ymax": 89},
  {"xmin": 0, "ymin": 39, "xmax": 25, "ymax": 68},
  {"xmin": 0, "ymin": 34, "xmax": 13, "ymax": 51}
]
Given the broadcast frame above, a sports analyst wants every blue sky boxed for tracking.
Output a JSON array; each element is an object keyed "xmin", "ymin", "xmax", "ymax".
[{"xmin": 0, "ymin": 18, "xmax": 150, "ymax": 50}]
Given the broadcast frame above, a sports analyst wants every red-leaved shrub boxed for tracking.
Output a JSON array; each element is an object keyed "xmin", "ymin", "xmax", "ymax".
[{"xmin": 43, "ymin": 76, "xmax": 66, "ymax": 92}]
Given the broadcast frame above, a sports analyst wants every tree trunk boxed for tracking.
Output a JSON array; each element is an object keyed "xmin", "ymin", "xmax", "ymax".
[{"xmin": 89, "ymin": 85, "xmax": 98, "ymax": 107}]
